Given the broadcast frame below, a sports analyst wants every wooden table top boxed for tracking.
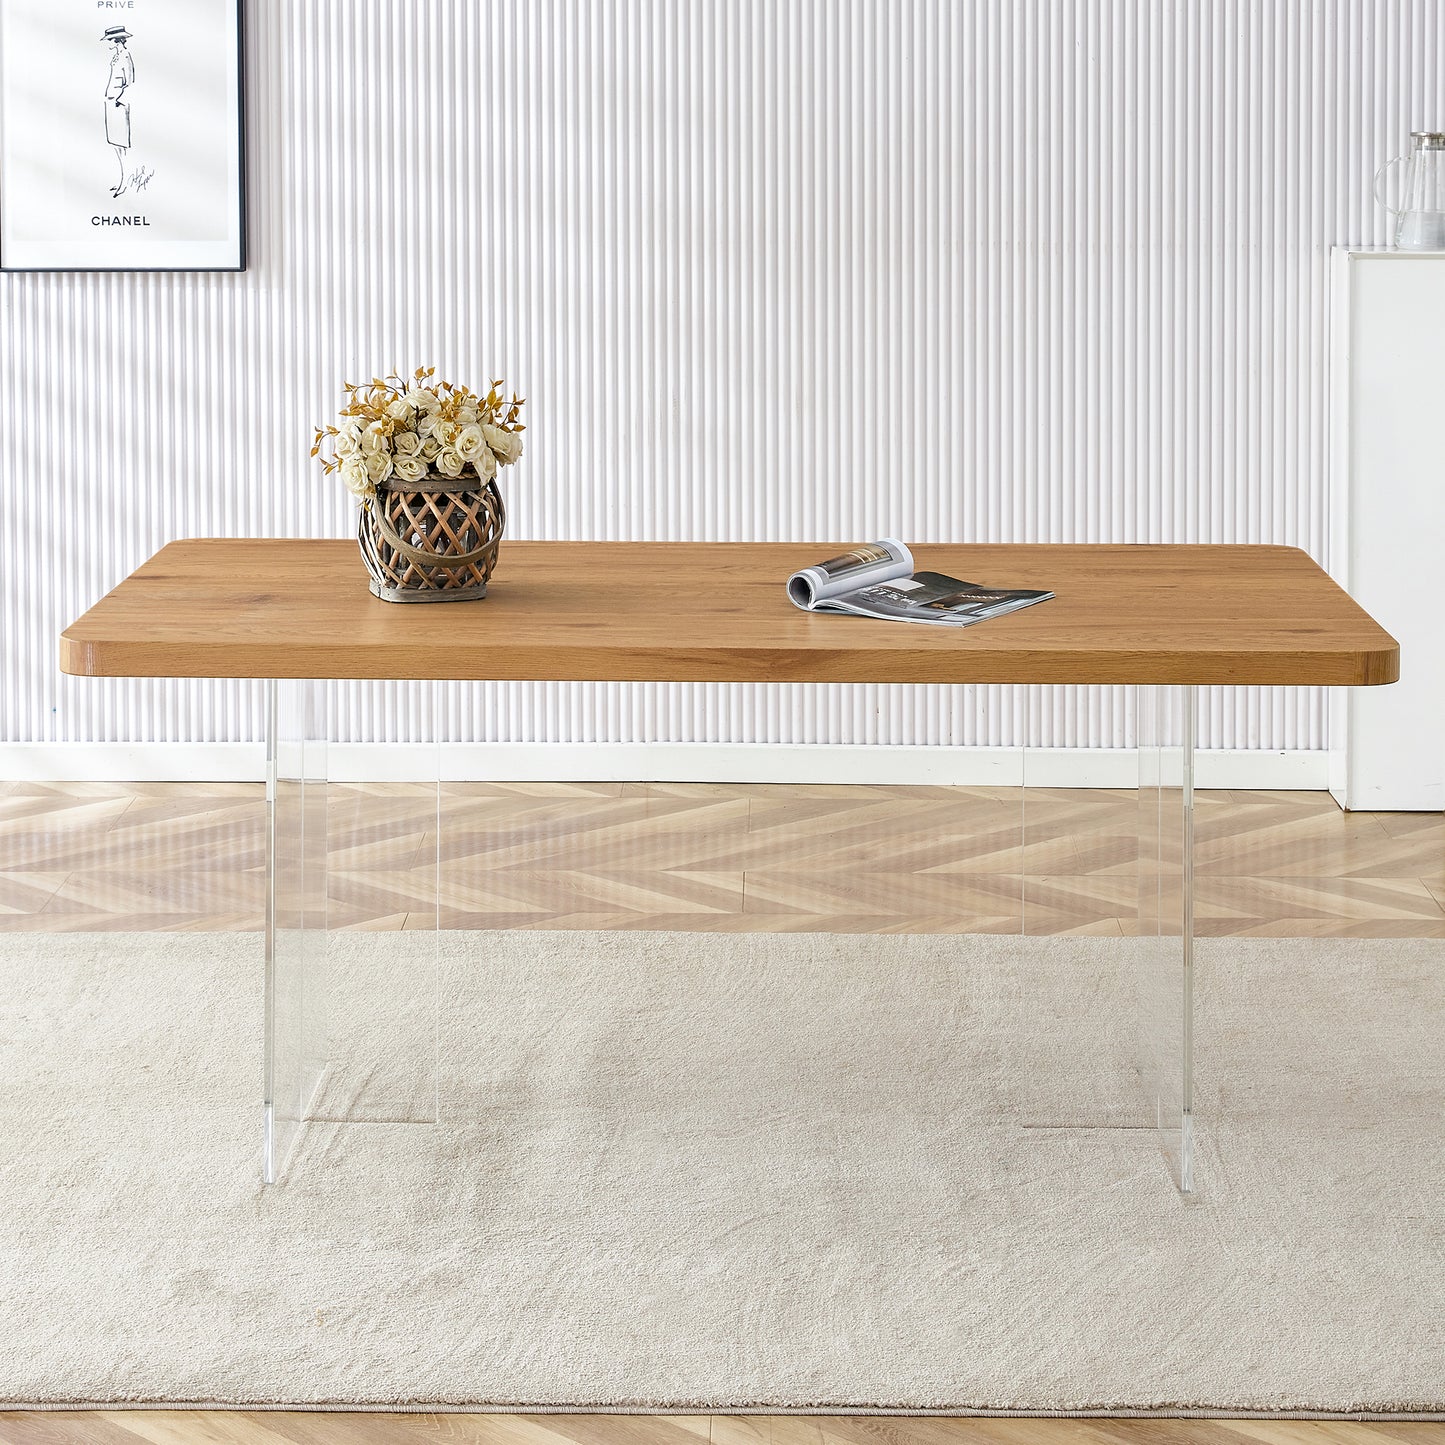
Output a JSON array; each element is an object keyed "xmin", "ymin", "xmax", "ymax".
[{"xmin": 59, "ymin": 539, "xmax": 1399, "ymax": 687}]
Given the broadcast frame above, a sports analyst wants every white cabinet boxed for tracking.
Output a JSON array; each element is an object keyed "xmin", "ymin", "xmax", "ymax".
[{"xmin": 1330, "ymin": 249, "xmax": 1445, "ymax": 812}]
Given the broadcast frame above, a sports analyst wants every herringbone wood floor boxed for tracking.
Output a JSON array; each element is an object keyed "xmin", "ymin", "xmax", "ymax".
[
  {"xmin": 2, "ymin": 781, "xmax": 1440, "ymax": 1441},
  {"xmin": 3, "ymin": 780, "xmax": 1443, "ymax": 937},
  {"xmin": 1, "ymin": 1410, "xmax": 1443, "ymax": 1445}
]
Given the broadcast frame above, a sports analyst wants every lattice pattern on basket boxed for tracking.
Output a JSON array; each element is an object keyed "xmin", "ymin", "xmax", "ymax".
[{"xmin": 357, "ymin": 479, "xmax": 505, "ymax": 603}]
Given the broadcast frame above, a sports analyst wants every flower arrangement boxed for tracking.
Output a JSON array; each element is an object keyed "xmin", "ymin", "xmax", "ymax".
[{"xmin": 312, "ymin": 368, "xmax": 525, "ymax": 505}]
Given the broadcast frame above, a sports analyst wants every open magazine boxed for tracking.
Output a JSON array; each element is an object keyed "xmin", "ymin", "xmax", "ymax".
[{"xmin": 785, "ymin": 539, "xmax": 1053, "ymax": 628}]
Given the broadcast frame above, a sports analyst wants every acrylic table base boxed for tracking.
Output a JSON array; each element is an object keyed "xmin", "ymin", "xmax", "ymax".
[
  {"xmin": 1019, "ymin": 684, "xmax": 1196, "ymax": 1195},
  {"xmin": 262, "ymin": 679, "xmax": 440, "ymax": 1185},
  {"xmin": 1135, "ymin": 684, "xmax": 1196, "ymax": 1195},
  {"xmin": 261, "ymin": 681, "xmax": 1196, "ymax": 1195}
]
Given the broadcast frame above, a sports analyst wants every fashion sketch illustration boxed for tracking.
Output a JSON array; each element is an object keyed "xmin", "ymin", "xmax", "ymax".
[{"xmin": 102, "ymin": 24, "xmax": 135, "ymax": 197}]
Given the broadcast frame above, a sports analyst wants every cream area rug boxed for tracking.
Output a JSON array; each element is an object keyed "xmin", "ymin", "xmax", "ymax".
[{"xmin": 2, "ymin": 928, "xmax": 1445, "ymax": 1413}]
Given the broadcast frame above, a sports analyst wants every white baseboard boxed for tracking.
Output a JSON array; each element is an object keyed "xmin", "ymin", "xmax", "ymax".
[
  {"xmin": 0, "ymin": 741, "xmax": 1330, "ymax": 790},
  {"xmin": 0, "ymin": 744, "xmax": 268, "ymax": 783}
]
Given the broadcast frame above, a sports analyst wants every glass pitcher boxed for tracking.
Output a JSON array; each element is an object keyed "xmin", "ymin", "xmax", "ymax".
[{"xmin": 1375, "ymin": 131, "xmax": 1445, "ymax": 250}]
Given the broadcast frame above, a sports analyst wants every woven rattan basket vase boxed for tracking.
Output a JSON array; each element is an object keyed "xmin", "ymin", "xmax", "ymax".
[{"xmin": 357, "ymin": 476, "xmax": 505, "ymax": 603}]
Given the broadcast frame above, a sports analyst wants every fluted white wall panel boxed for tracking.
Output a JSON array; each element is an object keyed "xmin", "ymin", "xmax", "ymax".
[{"xmin": 2, "ymin": 1, "xmax": 1440, "ymax": 754}]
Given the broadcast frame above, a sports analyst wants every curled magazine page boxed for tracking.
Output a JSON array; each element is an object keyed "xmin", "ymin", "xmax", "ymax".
[
  {"xmin": 785, "ymin": 540, "xmax": 1053, "ymax": 627},
  {"xmin": 786, "ymin": 539, "xmax": 913, "ymax": 609}
]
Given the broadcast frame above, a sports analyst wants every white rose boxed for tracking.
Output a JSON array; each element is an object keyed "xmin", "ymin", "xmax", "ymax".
[
  {"xmin": 362, "ymin": 421, "xmax": 389, "ymax": 452},
  {"xmin": 416, "ymin": 412, "xmax": 442, "ymax": 439},
  {"xmin": 339, "ymin": 455, "xmax": 373, "ymax": 499},
  {"xmin": 420, "ymin": 436, "xmax": 441, "ymax": 461},
  {"xmin": 365, "ymin": 448, "xmax": 394, "ymax": 483},
  {"xmin": 433, "ymin": 420, "xmax": 459, "ymax": 448},
  {"xmin": 457, "ymin": 404, "xmax": 480, "ymax": 427},
  {"xmin": 336, "ymin": 419, "xmax": 364, "ymax": 448},
  {"xmin": 403, "ymin": 387, "xmax": 431, "ymax": 412},
  {"xmin": 435, "ymin": 448, "xmax": 465, "ymax": 478},
  {"xmin": 471, "ymin": 445, "xmax": 497, "ymax": 481},
  {"xmin": 393, "ymin": 430, "xmax": 422, "ymax": 457},
  {"xmin": 454, "ymin": 423, "xmax": 486, "ymax": 461},
  {"xmin": 483, "ymin": 424, "xmax": 523, "ymax": 466},
  {"xmin": 393, "ymin": 452, "xmax": 428, "ymax": 483},
  {"xmin": 385, "ymin": 398, "xmax": 412, "ymax": 423}
]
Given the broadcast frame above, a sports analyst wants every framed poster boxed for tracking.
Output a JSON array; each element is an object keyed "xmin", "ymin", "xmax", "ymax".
[{"xmin": 0, "ymin": 0, "xmax": 245, "ymax": 271}]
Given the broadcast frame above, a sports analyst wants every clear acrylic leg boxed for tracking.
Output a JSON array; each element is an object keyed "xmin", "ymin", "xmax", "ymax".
[
  {"xmin": 264, "ymin": 679, "xmax": 440, "ymax": 1184},
  {"xmin": 1136, "ymin": 683, "xmax": 1196, "ymax": 1195},
  {"xmin": 264, "ymin": 678, "xmax": 330, "ymax": 1183}
]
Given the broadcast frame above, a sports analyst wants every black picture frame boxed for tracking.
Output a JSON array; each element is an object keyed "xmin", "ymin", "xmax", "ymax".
[{"xmin": 0, "ymin": 0, "xmax": 247, "ymax": 273}]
